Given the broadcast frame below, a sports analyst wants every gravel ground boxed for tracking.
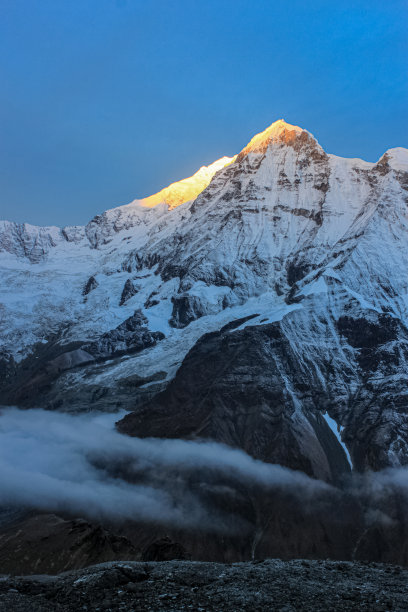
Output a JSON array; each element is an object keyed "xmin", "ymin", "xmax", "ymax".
[{"xmin": 0, "ymin": 558, "xmax": 407, "ymax": 611}]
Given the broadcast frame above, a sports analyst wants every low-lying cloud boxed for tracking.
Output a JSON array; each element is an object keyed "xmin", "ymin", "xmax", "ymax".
[
  {"xmin": 0, "ymin": 407, "xmax": 328, "ymax": 532},
  {"xmin": 1, "ymin": 407, "xmax": 408, "ymax": 536}
]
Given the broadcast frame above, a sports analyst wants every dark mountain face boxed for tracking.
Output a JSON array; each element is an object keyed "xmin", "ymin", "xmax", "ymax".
[
  {"xmin": 117, "ymin": 319, "xmax": 352, "ymax": 484},
  {"xmin": 117, "ymin": 297, "xmax": 408, "ymax": 477}
]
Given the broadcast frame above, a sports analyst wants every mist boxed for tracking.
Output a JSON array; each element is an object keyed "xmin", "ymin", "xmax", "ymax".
[
  {"xmin": 1, "ymin": 406, "xmax": 408, "ymax": 535},
  {"xmin": 0, "ymin": 407, "xmax": 329, "ymax": 532}
]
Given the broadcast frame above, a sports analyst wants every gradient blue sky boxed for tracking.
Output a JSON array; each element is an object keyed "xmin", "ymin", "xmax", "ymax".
[{"xmin": 1, "ymin": 0, "xmax": 407, "ymax": 226}]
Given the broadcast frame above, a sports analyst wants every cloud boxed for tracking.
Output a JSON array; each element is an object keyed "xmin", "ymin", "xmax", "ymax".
[
  {"xmin": 0, "ymin": 407, "xmax": 328, "ymax": 531},
  {"xmin": 1, "ymin": 407, "xmax": 408, "ymax": 536}
]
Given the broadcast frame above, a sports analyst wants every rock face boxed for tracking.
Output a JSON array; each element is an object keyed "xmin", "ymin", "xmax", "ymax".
[
  {"xmin": 141, "ymin": 536, "xmax": 190, "ymax": 562},
  {"xmin": 1, "ymin": 119, "xmax": 408, "ymax": 479},
  {"xmin": 0, "ymin": 221, "xmax": 63, "ymax": 263},
  {"xmin": 119, "ymin": 278, "xmax": 139, "ymax": 305},
  {"xmin": 0, "ymin": 310, "xmax": 164, "ymax": 407},
  {"xmin": 118, "ymin": 318, "xmax": 352, "ymax": 483},
  {"xmin": 83, "ymin": 310, "xmax": 164, "ymax": 360},
  {"xmin": 0, "ymin": 514, "xmax": 138, "ymax": 575},
  {"xmin": 118, "ymin": 296, "xmax": 408, "ymax": 474},
  {"xmin": 82, "ymin": 275, "xmax": 98, "ymax": 296}
]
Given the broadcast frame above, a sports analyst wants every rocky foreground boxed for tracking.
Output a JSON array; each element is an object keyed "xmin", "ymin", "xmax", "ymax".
[{"xmin": 0, "ymin": 559, "xmax": 407, "ymax": 612}]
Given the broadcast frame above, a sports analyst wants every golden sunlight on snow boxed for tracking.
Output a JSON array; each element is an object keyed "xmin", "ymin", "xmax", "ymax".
[
  {"xmin": 238, "ymin": 119, "xmax": 305, "ymax": 158},
  {"xmin": 140, "ymin": 155, "xmax": 236, "ymax": 210},
  {"xmin": 137, "ymin": 120, "xmax": 310, "ymax": 212}
]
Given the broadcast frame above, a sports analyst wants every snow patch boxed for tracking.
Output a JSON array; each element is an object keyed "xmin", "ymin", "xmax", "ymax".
[{"xmin": 323, "ymin": 412, "xmax": 353, "ymax": 469}]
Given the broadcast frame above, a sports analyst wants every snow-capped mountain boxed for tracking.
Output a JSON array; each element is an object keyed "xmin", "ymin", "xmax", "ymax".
[{"xmin": 1, "ymin": 119, "xmax": 408, "ymax": 482}]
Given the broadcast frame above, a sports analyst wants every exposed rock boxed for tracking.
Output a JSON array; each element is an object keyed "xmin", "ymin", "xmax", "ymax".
[
  {"xmin": 1, "ymin": 558, "xmax": 408, "ymax": 611},
  {"xmin": 0, "ymin": 312, "xmax": 164, "ymax": 407},
  {"xmin": 82, "ymin": 275, "xmax": 98, "ymax": 296},
  {"xmin": 118, "ymin": 318, "xmax": 352, "ymax": 484},
  {"xmin": 0, "ymin": 221, "xmax": 63, "ymax": 262},
  {"xmin": 119, "ymin": 278, "xmax": 139, "ymax": 305},
  {"xmin": 84, "ymin": 310, "xmax": 164, "ymax": 360},
  {"xmin": 0, "ymin": 514, "xmax": 138, "ymax": 575},
  {"xmin": 142, "ymin": 536, "xmax": 190, "ymax": 561},
  {"xmin": 169, "ymin": 294, "xmax": 208, "ymax": 328},
  {"xmin": 61, "ymin": 225, "xmax": 86, "ymax": 243},
  {"xmin": 0, "ymin": 339, "xmax": 89, "ymax": 405},
  {"xmin": 118, "ymin": 296, "xmax": 408, "ymax": 476},
  {"xmin": 144, "ymin": 290, "xmax": 160, "ymax": 308}
]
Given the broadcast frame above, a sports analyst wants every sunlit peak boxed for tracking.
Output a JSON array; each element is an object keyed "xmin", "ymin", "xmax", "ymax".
[
  {"xmin": 139, "ymin": 155, "xmax": 236, "ymax": 210},
  {"xmin": 134, "ymin": 119, "xmax": 312, "ymax": 212},
  {"xmin": 238, "ymin": 119, "xmax": 308, "ymax": 158}
]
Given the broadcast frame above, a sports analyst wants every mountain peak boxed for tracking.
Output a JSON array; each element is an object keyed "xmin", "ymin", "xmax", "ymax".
[
  {"xmin": 139, "ymin": 155, "xmax": 236, "ymax": 210},
  {"xmin": 383, "ymin": 147, "xmax": 408, "ymax": 172},
  {"xmin": 237, "ymin": 119, "xmax": 315, "ymax": 159}
]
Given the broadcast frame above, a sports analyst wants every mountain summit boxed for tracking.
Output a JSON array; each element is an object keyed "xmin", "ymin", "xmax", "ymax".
[{"xmin": 237, "ymin": 118, "xmax": 315, "ymax": 157}]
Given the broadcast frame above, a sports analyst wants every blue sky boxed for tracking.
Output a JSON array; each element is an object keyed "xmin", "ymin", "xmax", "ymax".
[{"xmin": 1, "ymin": 0, "xmax": 407, "ymax": 226}]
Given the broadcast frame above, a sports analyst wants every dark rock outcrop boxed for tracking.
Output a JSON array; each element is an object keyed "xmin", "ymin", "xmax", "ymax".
[
  {"xmin": 0, "ymin": 514, "xmax": 137, "ymax": 575},
  {"xmin": 142, "ymin": 536, "xmax": 190, "ymax": 562},
  {"xmin": 82, "ymin": 275, "xmax": 98, "ymax": 296},
  {"xmin": 0, "ymin": 311, "xmax": 165, "ymax": 407},
  {"xmin": 169, "ymin": 294, "xmax": 208, "ymax": 328},
  {"xmin": 84, "ymin": 310, "xmax": 164, "ymax": 360},
  {"xmin": 119, "ymin": 278, "xmax": 139, "ymax": 305}
]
